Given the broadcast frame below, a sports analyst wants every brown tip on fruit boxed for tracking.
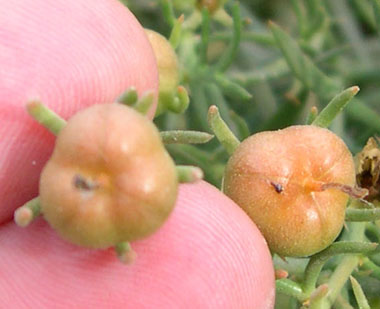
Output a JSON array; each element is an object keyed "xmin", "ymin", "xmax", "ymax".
[
  {"xmin": 350, "ymin": 86, "xmax": 360, "ymax": 95},
  {"xmin": 178, "ymin": 14, "xmax": 185, "ymax": 23},
  {"xmin": 191, "ymin": 167, "xmax": 204, "ymax": 183},
  {"xmin": 207, "ymin": 105, "xmax": 219, "ymax": 125},
  {"xmin": 311, "ymin": 106, "xmax": 318, "ymax": 114},
  {"xmin": 309, "ymin": 284, "xmax": 329, "ymax": 301},
  {"xmin": 208, "ymin": 105, "xmax": 218, "ymax": 117},
  {"xmin": 14, "ymin": 207, "xmax": 33, "ymax": 227},
  {"xmin": 25, "ymin": 100, "xmax": 40, "ymax": 113},
  {"xmin": 275, "ymin": 269, "xmax": 288, "ymax": 279}
]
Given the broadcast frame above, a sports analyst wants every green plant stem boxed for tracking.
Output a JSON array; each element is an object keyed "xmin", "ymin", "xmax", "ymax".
[
  {"xmin": 371, "ymin": 0, "xmax": 380, "ymax": 30},
  {"xmin": 318, "ymin": 223, "xmax": 367, "ymax": 308},
  {"xmin": 182, "ymin": 11, "xmax": 202, "ymax": 30},
  {"xmin": 207, "ymin": 105, "xmax": 240, "ymax": 155},
  {"xmin": 166, "ymin": 144, "xmax": 222, "ymax": 186},
  {"xmin": 232, "ymin": 59, "xmax": 289, "ymax": 87},
  {"xmin": 360, "ymin": 257, "xmax": 380, "ymax": 281},
  {"xmin": 176, "ymin": 165, "xmax": 203, "ymax": 183},
  {"xmin": 346, "ymin": 207, "xmax": 380, "ymax": 221},
  {"xmin": 351, "ymin": 0, "xmax": 377, "ymax": 31},
  {"xmin": 215, "ymin": 2, "xmax": 241, "ymax": 72},
  {"xmin": 118, "ymin": 87, "xmax": 138, "ymax": 106},
  {"xmin": 328, "ymin": 0, "xmax": 371, "ymax": 67},
  {"xmin": 229, "ymin": 110, "xmax": 250, "ymax": 139},
  {"xmin": 213, "ymin": 7, "xmax": 233, "ymax": 27},
  {"xmin": 174, "ymin": 86, "xmax": 190, "ymax": 113},
  {"xmin": 365, "ymin": 222, "xmax": 380, "ymax": 242},
  {"xmin": 211, "ymin": 31, "xmax": 274, "ymax": 46},
  {"xmin": 334, "ymin": 295, "xmax": 354, "ymax": 309},
  {"xmin": 312, "ymin": 86, "xmax": 359, "ymax": 128},
  {"xmin": 200, "ymin": 8, "xmax": 210, "ymax": 64},
  {"xmin": 134, "ymin": 91, "xmax": 155, "ymax": 115},
  {"xmin": 159, "ymin": 0, "xmax": 175, "ymax": 27},
  {"xmin": 346, "ymin": 99, "xmax": 380, "ymax": 132},
  {"xmin": 269, "ymin": 21, "xmax": 341, "ymax": 101},
  {"xmin": 309, "ymin": 284, "xmax": 329, "ymax": 309},
  {"xmin": 26, "ymin": 101, "xmax": 66, "ymax": 135},
  {"xmin": 302, "ymin": 241, "xmax": 377, "ymax": 297},
  {"xmin": 189, "ymin": 82, "xmax": 210, "ymax": 131},
  {"xmin": 291, "ymin": 0, "xmax": 307, "ymax": 37},
  {"xmin": 160, "ymin": 130, "xmax": 214, "ymax": 144},
  {"xmin": 203, "ymin": 82, "xmax": 239, "ymax": 135},
  {"xmin": 213, "ymin": 73, "xmax": 252, "ymax": 101},
  {"xmin": 349, "ymin": 276, "xmax": 370, "ymax": 309},
  {"xmin": 275, "ymin": 279, "xmax": 305, "ymax": 301},
  {"xmin": 169, "ymin": 15, "xmax": 184, "ymax": 49}
]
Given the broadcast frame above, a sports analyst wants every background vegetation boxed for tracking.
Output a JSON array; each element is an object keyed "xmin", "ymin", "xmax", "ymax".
[{"xmin": 123, "ymin": 1, "xmax": 380, "ymax": 307}]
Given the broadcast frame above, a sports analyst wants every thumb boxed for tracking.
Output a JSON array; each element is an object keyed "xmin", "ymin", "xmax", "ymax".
[
  {"xmin": 0, "ymin": 181, "xmax": 275, "ymax": 308},
  {"xmin": 0, "ymin": 0, "xmax": 158, "ymax": 224}
]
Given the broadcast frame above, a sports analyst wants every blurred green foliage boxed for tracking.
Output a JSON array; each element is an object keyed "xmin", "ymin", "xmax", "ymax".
[{"xmin": 124, "ymin": 0, "xmax": 380, "ymax": 186}]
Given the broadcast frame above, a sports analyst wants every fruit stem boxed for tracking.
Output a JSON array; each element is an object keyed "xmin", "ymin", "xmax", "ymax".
[
  {"xmin": 214, "ymin": 2, "xmax": 241, "ymax": 72},
  {"xmin": 160, "ymin": 130, "xmax": 214, "ymax": 144},
  {"xmin": 26, "ymin": 101, "xmax": 67, "ymax": 135},
  {"xmin": 115, "ymin": 242, "xmax": 137, "ymax": 264},
  {"xmin": 176, "ymin": 165, "xmax": 204, "ymax": 183},
  {"xmin": 208, "ymin": 105, "xmax": 240, "ymax": 155},
  {"xmin": 14, "ymin": 196, "xmax": 41, "ymax": 227}
]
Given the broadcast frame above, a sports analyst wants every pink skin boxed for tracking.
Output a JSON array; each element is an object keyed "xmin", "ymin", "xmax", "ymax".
[
  {"xmin": 0, "ymin": 0, "xmax": 158, "ymax": 222},
  {"xmin": 0, "ymin": 0, "xmax": 275, "ymax": 307},
  {"xmin": 0, "ymin": 181, "xmax": 275, "ymax": 308}
]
